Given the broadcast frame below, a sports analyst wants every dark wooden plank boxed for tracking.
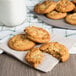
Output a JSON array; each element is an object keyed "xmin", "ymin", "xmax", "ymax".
[{"xmin": 0, "ymin": 54, "xmax": 76, "ymax": 76}]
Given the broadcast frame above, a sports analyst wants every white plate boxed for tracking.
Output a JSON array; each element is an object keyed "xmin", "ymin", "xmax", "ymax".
[{"xmin": 36, "ymin": 14, "xmax": 76, "ymax": 30}]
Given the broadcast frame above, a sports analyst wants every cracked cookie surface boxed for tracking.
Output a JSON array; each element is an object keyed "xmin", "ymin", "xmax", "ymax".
[
  {"xmin": 8, "ymin": 34, "xmax": 35, "ymax": 51},
  {"xmin": 46, "ymin": 11, "xmax": 67, "ymax": 19},
  {"xmin": 34, "ymin": 1, "xmax": 57, "ymax": 14},
  {"xmin": 56, "ymin": 0, "xmax": 75, "ymax": 12},
  {"xmin": 25, "ymin": 47, "xmax": 44, "ymax": 68},
  {"xmin": 65, "ymin": 13, "xmax": 76, "ymax": 25},
  {"xmin": 40, "ymin": 42, "xmax": 69, "ymax": 62},
  {"xmin": 24, "ymin": 26, "xmax": 50, "ymax": 43}
]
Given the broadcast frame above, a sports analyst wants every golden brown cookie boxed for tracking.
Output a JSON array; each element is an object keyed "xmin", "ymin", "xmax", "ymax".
[
  {"xmin": 25, "ymin": 47, "xmax": 44, "ymax": 68},
  {"xmin": 40, "ymin": 42, "xmax": 69, "ymax": 62},
  {"xmin": 56, "ymin": 0, "xmax": 75, "ymax": 12},
  {"xmin": 65, "ymin": 13, "xmax": 76, "ymax": 25},
  {"xmin": 34, "ymin": 1, "xmax": 57, "ymax": 14},
  {"xmin": 8, "ymin": 34, "xmax": 35, "ymax": 51},
  {"xmin": 24, "ymin": 26, "xmax": 50, "ymax": 43},
  {"xmin": 46, "ymin": 11, "xmax": 67, "ymax": 20}
]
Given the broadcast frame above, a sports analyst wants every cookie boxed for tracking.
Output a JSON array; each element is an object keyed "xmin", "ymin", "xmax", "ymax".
[
  {"xmin": 65, "ymin": 13, "xmax": 76, "ymax": 25},
  {"xmin": 56, "ymin": 0, "xmax": 75, "ymax": 12},
  {"xmin": 46, "ymin": 11, "xmax": 67, "ymax": 20},
  {"xmin": 40, "ymin": 42, "xmax": 69, "ymax": 62},
  {"xmin": 25, "ymin": 47, "xmax": 44, "ymax": 68},
  {"xmin": 34, "ymin": 1, "xmax": 57, "ymax": 14},
  {"xmin": 8, "ymin": 34, "xmax": 35, "ymax": 51},
  {"xmin": 24, "ymin": 26, "xmax": 50, "ymax": 43}
]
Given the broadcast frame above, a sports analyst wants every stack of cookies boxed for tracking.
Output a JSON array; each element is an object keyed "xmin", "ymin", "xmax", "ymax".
[
  {"xmin": 8, "ymin": 26, "xmax": 69, "ymax": 68},
  {"xmin": 34, "ymin": 0, "xmax": 76, "ymax": 25}
]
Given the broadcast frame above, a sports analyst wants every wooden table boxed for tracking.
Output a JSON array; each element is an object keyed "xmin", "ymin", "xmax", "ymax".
[{"xmin": 0, "ymin": 53, "xmax": 76, "ymax": 76}]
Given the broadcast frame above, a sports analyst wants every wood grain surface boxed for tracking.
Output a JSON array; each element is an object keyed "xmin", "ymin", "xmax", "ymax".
[{"xmin": 0, "ymin": 53, "xmax": 76, "ymax": 76}]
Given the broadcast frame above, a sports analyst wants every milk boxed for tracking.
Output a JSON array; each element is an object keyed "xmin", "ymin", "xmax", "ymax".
[{"xmin": 0, "ymin": 0, "xmax": 26, "ymax": 26}]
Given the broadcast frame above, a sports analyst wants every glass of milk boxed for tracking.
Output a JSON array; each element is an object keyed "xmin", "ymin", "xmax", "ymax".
[{"xmin": 0, "ymin": 0, "xmax": 26, "ymax": 26}]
